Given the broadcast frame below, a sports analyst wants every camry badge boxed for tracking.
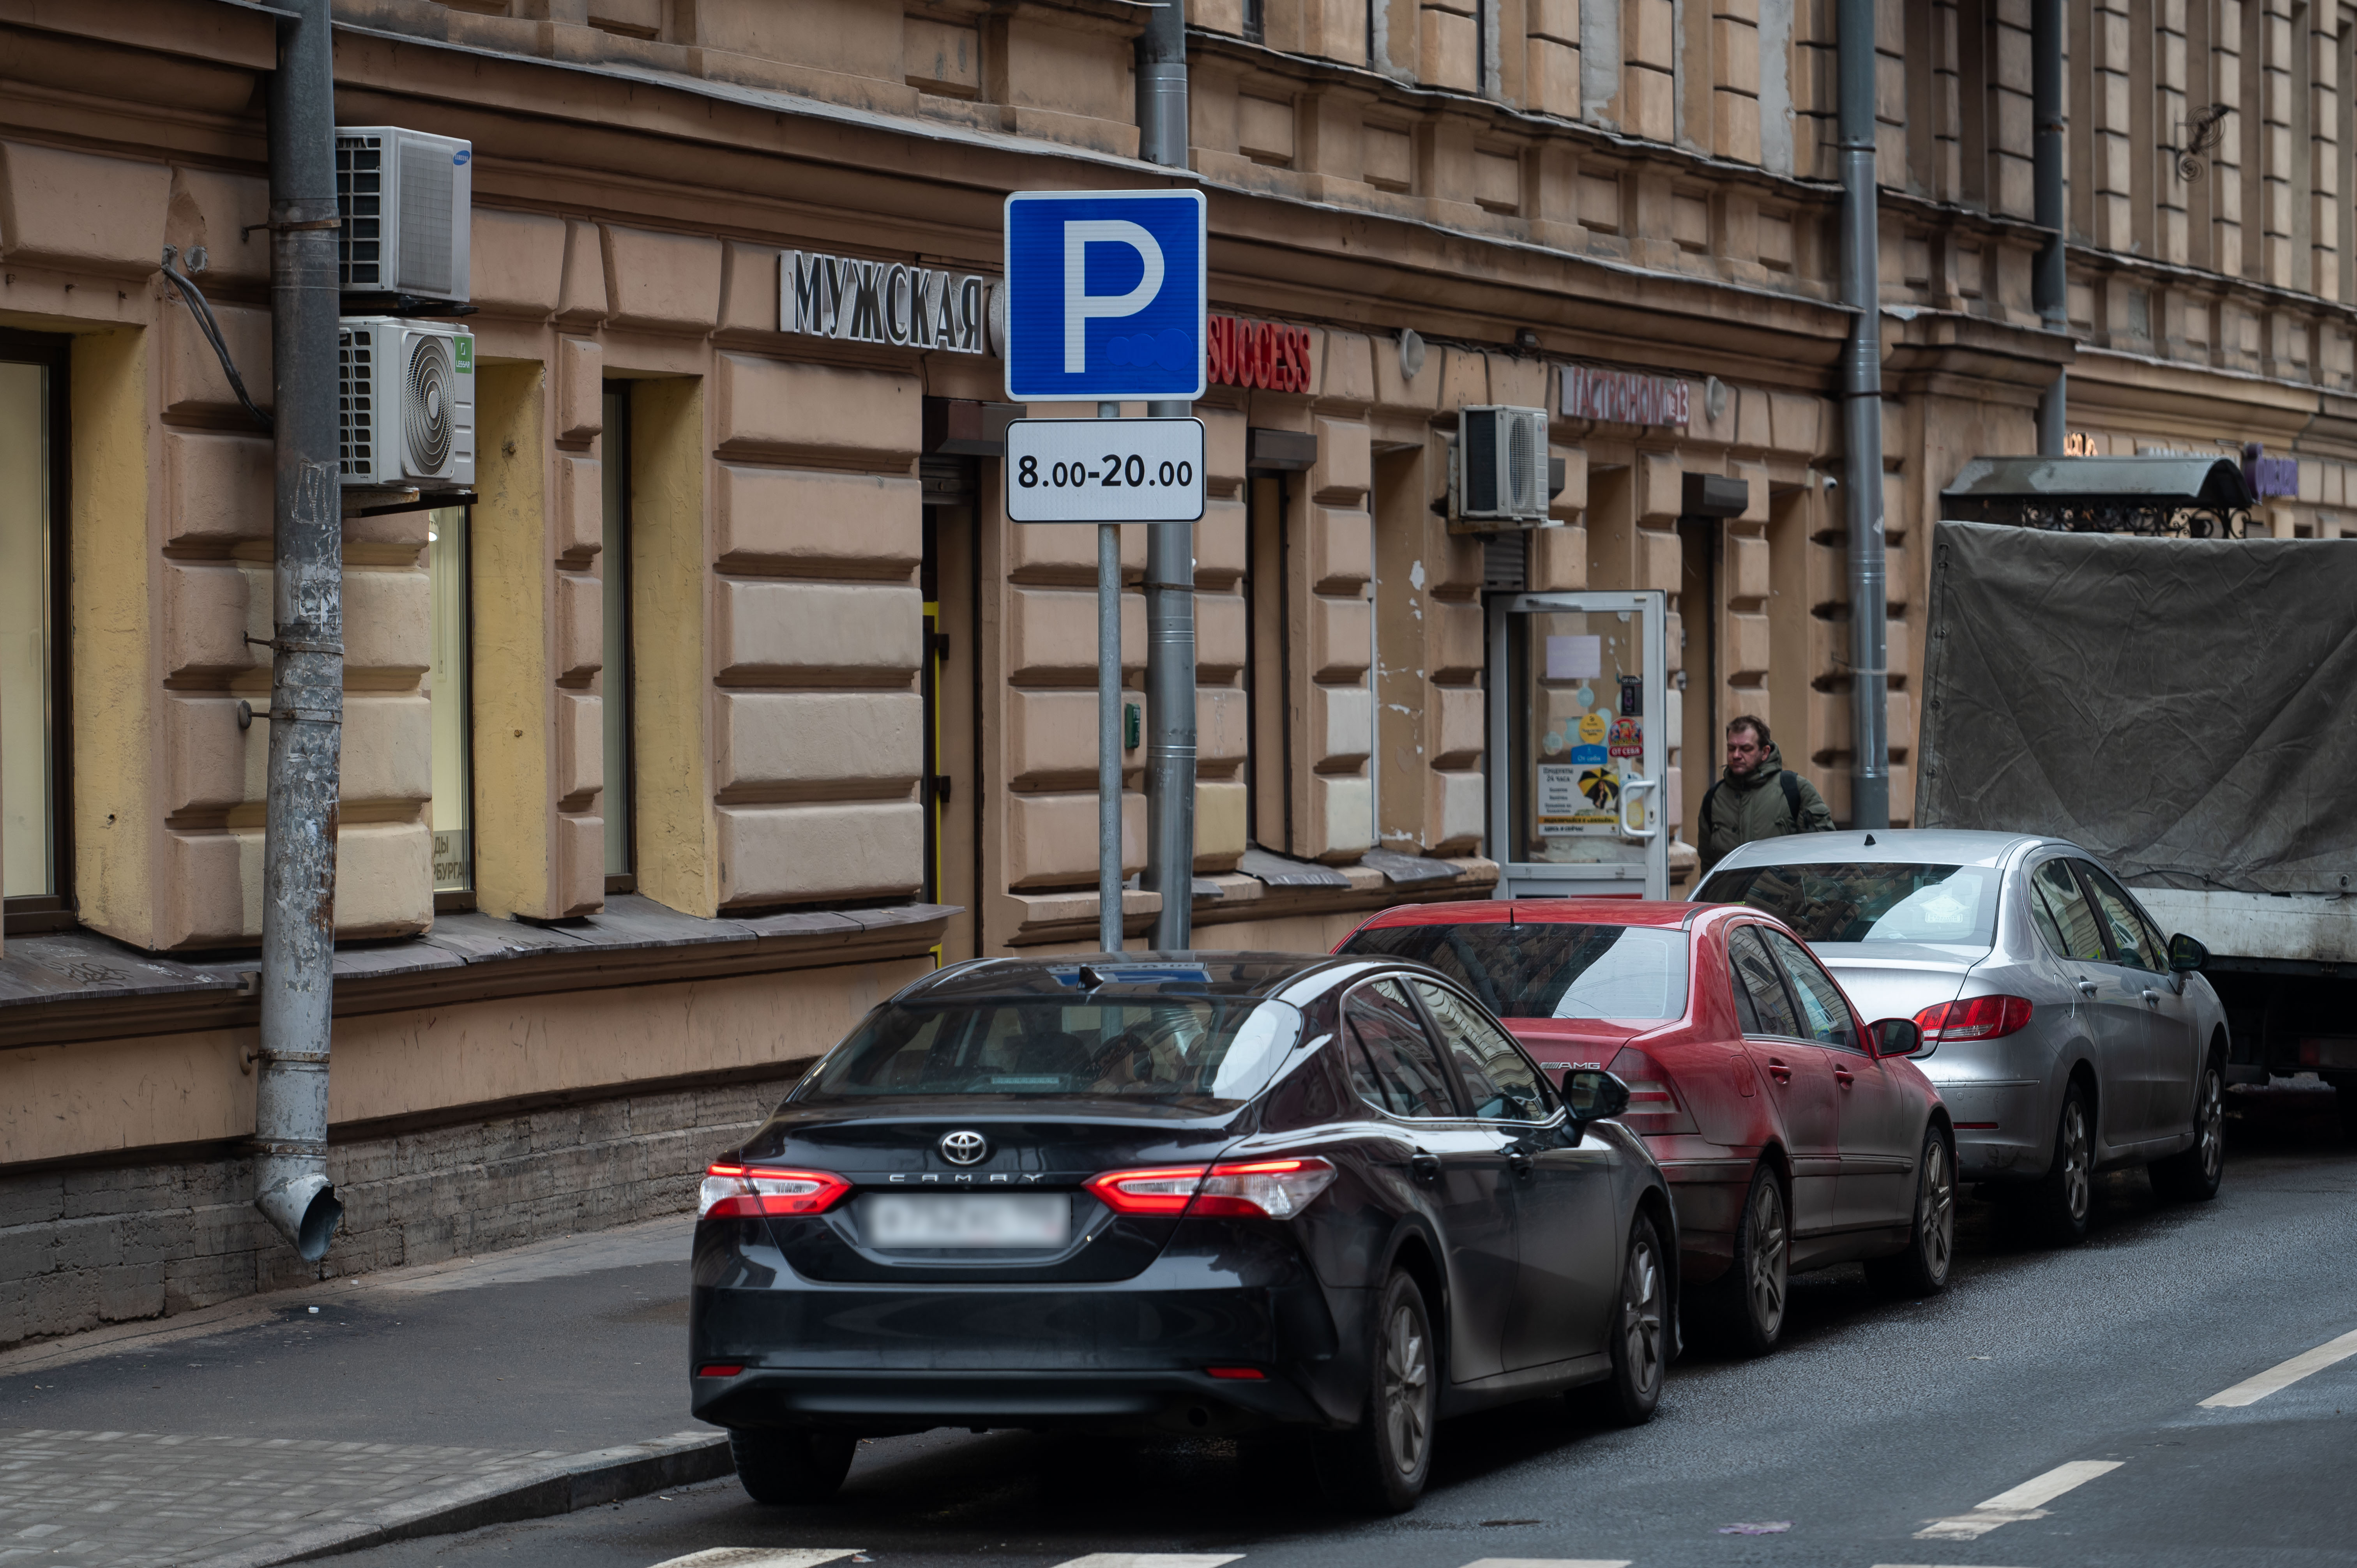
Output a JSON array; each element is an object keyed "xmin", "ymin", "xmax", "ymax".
[{"xmin": 939, "ymin": 1130, "xmax": 990, "ymax": 1166}]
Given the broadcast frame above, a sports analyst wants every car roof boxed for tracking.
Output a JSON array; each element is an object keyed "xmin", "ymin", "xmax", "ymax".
[
  {"xmin": 1350, "ymin": 898, "xmax": 1701, "ymax": 931},
  {"xmin": 1700, "ymin": 827, "xmax": 2051, "ymax": 879},
  {"xmin": 897, "ymin": 952, "xmax": 1352, "ymax": 1003}
]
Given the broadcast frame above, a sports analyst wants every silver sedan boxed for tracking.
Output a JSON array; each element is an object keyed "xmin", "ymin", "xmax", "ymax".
[{"xmin": 1693, "ymin": 829, "xmax": 2228, "ymax": 1242}]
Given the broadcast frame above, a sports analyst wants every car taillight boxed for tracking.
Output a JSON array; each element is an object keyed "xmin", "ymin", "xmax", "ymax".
[
  {"xmin": 1192, "ymin": 1157, "xmax": 1338, "ymax": 1219},
  {"xmin": 698, "ymin": 1164, "xmax": 851, "ymax": 1219},
  {"xmin": 1604, "ymin": 1047, "xmax": 1698, "ymax": 1135},
  {"xmin": 1084, "ymin": 1165, "xmax": 1207, "ymax": 1215},
  {"xmin": 1914, "ymin": 994, "xmax": 2034, "ymax": 1044}
]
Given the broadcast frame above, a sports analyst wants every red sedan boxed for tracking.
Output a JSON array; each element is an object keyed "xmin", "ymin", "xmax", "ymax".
[{"xmin": 1336, "ymin": 898, "xmax": 1954, "ymax": 1355}]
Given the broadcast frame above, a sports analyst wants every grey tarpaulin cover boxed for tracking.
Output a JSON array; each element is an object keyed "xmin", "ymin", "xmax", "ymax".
[{"xmin": 1916, "ymin": 521, "xmax": 2357, "ymax": 893}]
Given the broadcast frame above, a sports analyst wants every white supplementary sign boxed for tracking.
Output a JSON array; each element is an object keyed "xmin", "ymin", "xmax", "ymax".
[
  {"xmin": 779, "ymin": 249, "xmax": 993, "ymax": 354},
  {"xmin": 1005, "ymin": 418, "xmax": 1206, "ymax": 524}
]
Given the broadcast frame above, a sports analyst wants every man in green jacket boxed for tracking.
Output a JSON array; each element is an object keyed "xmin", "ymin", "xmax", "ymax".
[{"xmin": 1698, "ymin": 715, "xmax": 1834, "ymax": 874}]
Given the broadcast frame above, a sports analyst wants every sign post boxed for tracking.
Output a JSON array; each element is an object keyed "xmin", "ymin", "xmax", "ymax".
[{"xmin": 1004, "ymin": 190, "xmax": 1206, "ymax": 954}]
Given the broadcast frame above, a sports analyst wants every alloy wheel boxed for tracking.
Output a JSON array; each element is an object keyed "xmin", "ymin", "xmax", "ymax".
[
  {"xmin": 1380, "ymin": 1298, "xmax": 1432, "ymax": 1475},
  {"xmin": 2195, "ymin": 1068, "xmax": 2223, "ymax": 1181},
  {"xmin": 1920, "ymin": 1136, "xmax": 1955, "ymax": 1280},
  {"xmin": 1747, "ymin": 1177, "xmax": 1788, "ymax": 1337},
  {"xmin": 1622, "ymin": 1234, "xmax": 1664, "ymax": 1398},
  {"xmin": 2060, "ymin": 1098, "xmax": 2091, "ymax": 1222}
]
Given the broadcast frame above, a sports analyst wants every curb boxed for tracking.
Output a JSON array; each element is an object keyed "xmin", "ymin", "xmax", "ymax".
[{"xmin": 191, "ymin": 1430, "xmax": 735, "ymax": 1568}]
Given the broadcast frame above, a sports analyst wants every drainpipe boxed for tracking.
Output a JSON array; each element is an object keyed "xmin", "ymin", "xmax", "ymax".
[
  {"xmin": 1138, "ymin": 0, "xmax": 1197, "ymax": 951},
  {"xmin": 2032, "ymin": 0, "xmax": 2068, "ymax": 454},
  {"xmin": 1838, "ymin": 0, "xmax": 1888, "ymax": 831},
  {"xmin": 253, "ymin": 0, "xmax": 346, "ymax": 1262}
]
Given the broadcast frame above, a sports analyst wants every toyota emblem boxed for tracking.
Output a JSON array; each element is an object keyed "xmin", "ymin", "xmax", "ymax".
[{"xmin": 939, "ymin": 1130, "xmax": 990, "ymax": 1166}]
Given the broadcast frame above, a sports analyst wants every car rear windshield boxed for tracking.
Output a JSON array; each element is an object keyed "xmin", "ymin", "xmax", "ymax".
[
  {"xmin": 1697, "ymin": 862, "xmax": 2000, "ymax": 946},
  {"xmin": 792, "ymin": 997, "xmax": 1302, "ymax": 1109},
  {"xmin": 1338, "ymin": 923, "xmax": 1690, "ymax": 1020}
]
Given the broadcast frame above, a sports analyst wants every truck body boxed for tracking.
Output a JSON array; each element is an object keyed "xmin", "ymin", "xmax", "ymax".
[{"xmin": 1917, "ymin": 519, "xmax": 2357, "ymax": 1127}]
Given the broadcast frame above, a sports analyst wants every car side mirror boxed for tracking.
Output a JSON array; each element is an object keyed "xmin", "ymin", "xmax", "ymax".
[
  {"xmin": 1869, "ymin": 1018, "xmax": 1922, "ymax": 1059},
  {"xmin": 2168, "ymin": 933, "xmax": 2209, "ymax": 973},
  {"xmin": 1562, "ymin": 1068, "xmax": 1631, "ymax": 1122}
]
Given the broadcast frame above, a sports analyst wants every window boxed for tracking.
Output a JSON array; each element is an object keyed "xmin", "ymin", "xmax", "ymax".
[
  {"xmin": 1412, "ymin": 980, "xmax": 1550, "ymax": 1121},
  {"xmin": 2029, "ymin": 858, "xmax": 2109, "ymax": 962},
  {"xmin": 2077, "ymin": 862, "xmax": 2168, "ymax": 972},
  {"xmin": 1760, "ymin": 928, "xmax": 1861, "ymax": 1051},
  {"xmin": 427, "ymin": 505, "xmax": 472, "ymax": 900},
  {"xmin": 1727, "ymin": 925, "xmax": 1804, "ymax": 1038},
  {"xmin": 0, "ymin": 331, "xmax": 69, "ymax": 926},
  {"xmin": 1344, "ymin": 979, "xmax": 1458, "ymax": 1118},
  {"xmin": 1340, "ymin": 920, "xmax": 1689, "ymax": 1020},
  {"xmin": 1696, "ymin": 861, "xmax": 2000, "ymax": 948},
  {"xmin": 601, "ymin": 385, "xmax": 634, "ymax": 888}
]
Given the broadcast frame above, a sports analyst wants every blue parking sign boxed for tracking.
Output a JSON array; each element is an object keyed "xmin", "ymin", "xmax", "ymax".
[{"xmin": 1003, "ymin": 189, "xmax": 1206, "ymax": 403}]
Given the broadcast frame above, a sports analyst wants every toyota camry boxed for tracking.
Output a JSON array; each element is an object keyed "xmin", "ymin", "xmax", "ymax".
[{"xmin": 689, "ymin": 952, "xmax": 1677, "ymax": 1513}]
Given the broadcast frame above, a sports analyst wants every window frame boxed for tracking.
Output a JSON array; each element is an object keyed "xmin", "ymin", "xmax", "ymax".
[
  {"xmin": 1403, "ymin": 974, "xmax": 1560, "ymax": 1124},
  {"xmin": 1758, "ymin": 925, "xmax": 1864, "ymax": 1053},
  {"xmin": 2027, "ymin": 853, "xmax": 2110, "ymax": 964},
  {"xmin": 1726, "ymin": 922, "xmax": 1810, "ymax": 1042},
  {"xmin": 1339, "ymin": 974, "xmax": 1466, "ymax": 1121},
  {"xmin": 428, "ymin": 502, "xmax": 477, "ymax": 913},
  {"xmin": 0, "ymin": 328, "xmax": 73, "ymax": 934},
  {"xmin": 601, "ymin": 382, "xmax": 636, "ymax": 894},
  {"xmin": 2072, "ymin": 859, "xmax": 2169, "ymax": 973}
]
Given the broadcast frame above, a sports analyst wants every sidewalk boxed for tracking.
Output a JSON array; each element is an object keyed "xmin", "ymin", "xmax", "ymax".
[{"xmin": 0, "ymin": 1216, "xmax": 727, "ymax": 1566}]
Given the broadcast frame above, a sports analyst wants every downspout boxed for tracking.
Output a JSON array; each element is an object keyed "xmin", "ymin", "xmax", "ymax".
[
  {"xmin": 2032, "ymin": 0, "xmax": 2068, "ymax": 454},
  {"xmin": 1838, "ymin": 0, "xmax": 1888, "ymax": 830},
  {"xmin": 1138, "ymin": 0, "xmax": 1197, "ymax": 950},
  {"xmin": 253, "ymin": 0, "xmax": 346, "ymax": 1262}
]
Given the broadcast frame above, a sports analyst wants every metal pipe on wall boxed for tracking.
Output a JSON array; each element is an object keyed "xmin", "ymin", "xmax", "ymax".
[
  {"xmin": 1837, "ymin": 0, "xmax": 1889, "ymax": 831},
  {"xmin": 1138, "ymin": 0, "xmax": 1196, "ymax": 951},
  {"xmin": 1099, "ymin": 404, "xmax": 1125, "ymax": 954},
  {"xmin": 2032, "ymin": 0, "xmax": 2069, "ymax": 455},
  {"xmin": 252, "ymin": 0, "xmax": 346, "ymax": 1262}
]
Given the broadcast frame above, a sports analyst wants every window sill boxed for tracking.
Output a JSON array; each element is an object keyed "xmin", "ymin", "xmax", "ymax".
[{"xmin": 0, "ymin": 893, "xmax": 959, "ymax": 1052}]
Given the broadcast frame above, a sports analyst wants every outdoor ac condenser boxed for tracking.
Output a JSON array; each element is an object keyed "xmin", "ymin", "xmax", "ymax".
[
  {"xmin": 336, "ymin": 125, "xmax": 473, "ymax": 302},
  {"xmin": 337, "ymin": 318, "xmax": 475, "ymax": 489},
  {"xmin": 1452, "ymin": 405, "xmax": 1551, "ymax": 527}
]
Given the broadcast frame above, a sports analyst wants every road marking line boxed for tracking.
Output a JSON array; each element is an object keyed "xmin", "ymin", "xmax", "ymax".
[
  {"xmin": 1913, "ymin": 1458, "xmax": 2123, "ymax": 1540},
  {"xmin": 649, "ymin": 1552, "xmax": 863, "ymax": 1568},
  {"xmin": 2199, "ymin": 1327, "xmax": 2357, "ymax": 1408},
  {"xmin": 1458, "ymin": 1558, "xmax": 1633, "ymax": 1568},
  {"xmin": 1050, "ymin": 1557, "xmax": 1244, "ymax": 1568}
]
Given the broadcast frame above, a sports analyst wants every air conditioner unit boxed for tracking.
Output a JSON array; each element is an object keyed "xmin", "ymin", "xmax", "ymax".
[
  {"xmin": 336, "ymin": 126, "xmax": 472, "ymax": 302},
  {"xmin": 1451, "ymin": 404, "xmax": 1551, "ymax": 529},
  {"xmin": 338, "ymin": 318, "xmax": 475, "ymax": 488}
]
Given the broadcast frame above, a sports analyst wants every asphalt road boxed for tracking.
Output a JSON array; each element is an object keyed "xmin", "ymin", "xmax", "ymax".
[{"xmin": 302, "ymin": 1086, "xmax": 2357, "ymax": 1568}]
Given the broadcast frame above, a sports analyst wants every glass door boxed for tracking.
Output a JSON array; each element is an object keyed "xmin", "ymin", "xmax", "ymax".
[{"xmin": 1486, "ymin": 591, "xmax": 1669, "ymax": 900}]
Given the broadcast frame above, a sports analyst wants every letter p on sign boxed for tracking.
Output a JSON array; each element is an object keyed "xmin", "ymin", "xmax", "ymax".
[{"xmin": 1004, "ymin": 189, "xmax": 1206, "ymax": 403}]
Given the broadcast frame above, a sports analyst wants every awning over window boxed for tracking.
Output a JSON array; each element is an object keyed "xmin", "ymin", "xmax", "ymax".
[{"xmin": 1941, "ymin": 455, "xmax": 2254, "ymax": 536}]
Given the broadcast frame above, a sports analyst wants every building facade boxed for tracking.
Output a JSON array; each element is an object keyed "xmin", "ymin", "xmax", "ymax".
[{"xmin": 1, "ymin": 0, "xmax": 2352, "ymax": 1340}]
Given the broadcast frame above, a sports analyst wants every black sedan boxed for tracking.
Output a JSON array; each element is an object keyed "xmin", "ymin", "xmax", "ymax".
[{"xmin": 689, "ymin": 952, "xmax": 1677, "ymax": 1513}]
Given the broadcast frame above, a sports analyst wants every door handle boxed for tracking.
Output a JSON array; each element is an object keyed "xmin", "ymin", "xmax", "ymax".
[
  {"xmin": 1765, "ymin": 1057, "xmax": 1793, "ymax": 1084},
  {"xmin": 1833, "ymin": 1067, "xmax": 1855, "ymax": 1088},
  {"xmin": 2076, "ymin": 980, "xmax": 2099, "ymax": 997},
  {"xmin": 1507, "ymin": 1150, "xmax": 1534, "ymax": 1179},
  {"xmin": 1618, "ymin": 775, "xmax": 1661, "ymax": 841},
  {"xmin": 2141, "ymin": 989, "xmax": 2162, "ymax": 1004},
  {"xmin": 1408, "ymin": 1152, "xmax": 1442, "ymax": 1185}
]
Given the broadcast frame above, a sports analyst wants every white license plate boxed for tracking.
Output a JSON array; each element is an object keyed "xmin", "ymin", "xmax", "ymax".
[{"xmin": 864, "ymin": 1193, "xmax": 1071, "ymax": 1249}]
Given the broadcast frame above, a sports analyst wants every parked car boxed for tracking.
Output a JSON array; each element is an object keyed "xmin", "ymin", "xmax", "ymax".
[
  {"xmin": 1336, "ymin": 901, "xmax": 1952, "ymax": 1357},
  {"xmin": 690, "ymin": 952, "xmax": 1676, "ymax": 1514},
  {"xmin": 1693, "ymin": 829, "xmax": 2229, "ymax": 1241}
]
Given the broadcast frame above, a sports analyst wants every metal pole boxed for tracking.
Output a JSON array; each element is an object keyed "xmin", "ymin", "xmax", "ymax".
[
  {"xmin": 253, "ymin": 0, "xmax": 345, "ymax": 1261},
  {"xmin": 2032, "ymin": 0, "xmax": 2069, "ymax": 455},
  {"xmin": 1099, "ymin": 403, "xmax": 1124, "ymax": 953},
  {"xmin": 1838, "ymin": 0, "xmax": 1889, "ymax": 831},
  {"xmin": 1138, "ymin": 2, "xmax": 1195, "ymax": 952}
]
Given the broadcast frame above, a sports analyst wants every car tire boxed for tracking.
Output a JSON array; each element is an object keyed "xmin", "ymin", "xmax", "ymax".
[
  {"xmin": 2150, "ymin": 1056, "xmax": 2225, "ymax": 1201},
  {"xmin": 729, "ymin": 1428, "xmax": 857, "ymax": 1506},
  {"xmin": 1313, "ymin": 1269, "xmax": 1436, "ymax": 1514},
  {"xmin": 1710, "ymin": 1163, "xmax": 1789, "ymax": 1358},
  {"xmin": 1865, "ymin": 1125, "xmax": 1955, "ymax": 1297},
  {"xmin": 1595, "ymin": 1214, "xmax": 1668, "ymax": 1425},
  {"xmin": 2032, "ymin": 1081, "xmax": 2095, "ymax": 1245}
]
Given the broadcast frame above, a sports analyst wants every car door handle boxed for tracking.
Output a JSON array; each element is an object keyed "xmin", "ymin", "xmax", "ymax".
[
  {"xmin": 1764, "ymin": 1057, "xmax": 1793, "ymax": 1084},
  {"xmin": 1408, "ymin": 1152, "xmax": 1441, "ymax": 1185},
  {"xmin": 1833, "ymin": 1067, "xmax": 1855, "ymax": 1088},
  {"xmin": 1507, "ymin": 1150, "xmax": 1534, "ymax": 1179},
  {"xmin": 2141, "ymin": 989, "xmax": 2162, "ymax": 1004},
  {"xmin": 2076, "ymin": 980, "xmax": 2099, "ymax": 996}
]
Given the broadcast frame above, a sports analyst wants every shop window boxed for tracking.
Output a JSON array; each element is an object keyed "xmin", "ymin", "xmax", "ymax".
[
  {"xmin": 428, "ymin": 505, "xmax": 473, "ymax": 902},
  {"xmin": 0, "ymin": 331, "xmax": 70, "ymax": 930},
  {"xmin": 602, "ymin": 385, "xmax": 635, "ymax": 889},
  {"xmin": 1245, "ymin": 473, "xmax": 1292, "ymax": 850}
]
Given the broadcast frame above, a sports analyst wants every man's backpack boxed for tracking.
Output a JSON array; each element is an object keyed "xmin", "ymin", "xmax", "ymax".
[{"xmin": 1701, "ymin": 769, "xmax": 1802, "ymax": 841}]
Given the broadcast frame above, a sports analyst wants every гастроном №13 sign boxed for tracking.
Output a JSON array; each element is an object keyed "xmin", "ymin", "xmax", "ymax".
[{"xmin": 778, "ymin": 249, "xmax": 994, "ymax": 353}]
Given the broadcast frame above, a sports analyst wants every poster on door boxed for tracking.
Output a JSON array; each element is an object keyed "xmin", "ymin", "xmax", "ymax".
[{"xmin": 1537, "ymin": 762, "xmax": 1623, "ymax": 834}]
